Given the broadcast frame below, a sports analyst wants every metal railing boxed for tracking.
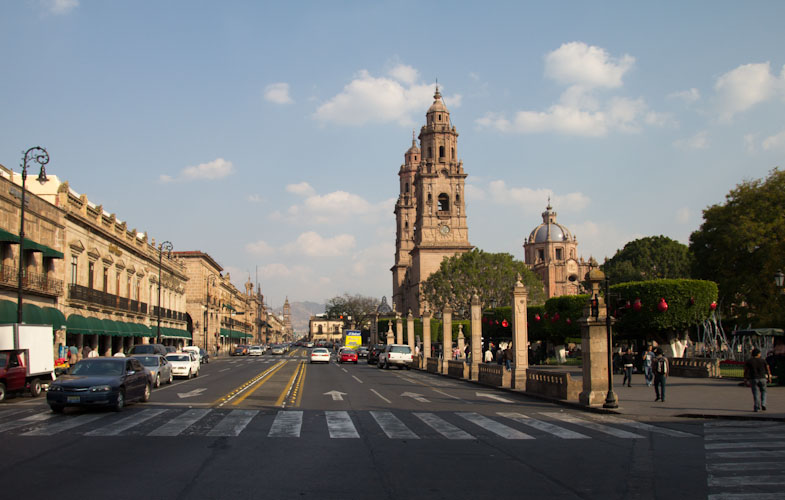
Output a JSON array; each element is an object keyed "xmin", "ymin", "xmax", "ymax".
[
  {"xmin": 68, "ymin": 284, "xmax": 148, "ymax": 314},
  {"xmin": 0, "ymin": 265, "xmax": 63, "ymax": 297}
]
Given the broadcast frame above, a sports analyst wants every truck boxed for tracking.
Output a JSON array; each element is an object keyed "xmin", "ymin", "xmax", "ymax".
[
  {"xmin": 0, "ymin": 324, "xmax": 55, "ymax": 402},
  {"xmin": 342, "ymin": 330, "xmax": 362, "ymax": 350}
]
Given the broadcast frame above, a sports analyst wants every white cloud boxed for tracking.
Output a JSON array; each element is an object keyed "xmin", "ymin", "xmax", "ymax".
[
  {"xmin": 465, "ymin": 184, "xmax": 486, "ymax": 201},
  {"xmin": 247, "ymin": 194, "xmax": 264, "ymax": 203},
  {"xmin": 314, "ymin": 67, "xmax": 460, "ymax": 127},
  {"xmin": 544, "ymin": 42, "xmax": 635, "ymax": 89},
  {"xmin": 264, "ymin": 82, "xmax": 293, "ymax": 104},
  {"xmin": 667, "ymin": 88, "xmax": 701, "ymax": 103},
  {"xmin": 44, "ymin": 0, "xmax": 78, "ymax": 15},
  {"xmin": 349, "ymin": 242, "xmax": 393, "ymax": 277},
  {"xmin": 570, "ymin": 220, "xmax": 641, "ymax": 262},
  {"xmin": 744, "ymin": 134, "xmax": 758, "ymax": 153},
  {"xmin": 245, "ymin": 240, "xmax": 275, "ymax": 256},
  {"xmin": 286, "ymin": 182, "xmax": 315, "ymax": 197},
  {"xmin": 282, "ymin": 232, "xmax": 356, "ymax": 257},
  {"xmin": 676, "ymin": 207, "xmax": 690, "ymax": 224},
  {"xmin": 159, "ymin": 158, "xmax": 234, "ymax": 183},
  {"xmin": 762, "ymin": 129, "xmax": 785, "ymax": 151},
  {"xmin": 674, "ymin": 130, "xmax": 709, "ymax": 150},
  {"xmin": 715, "ymin": 62, "xmax": 784, "ymax": 121},
  {"xmin": 486, "ymin": 181, "xmax": 590, "ymax": 213}
]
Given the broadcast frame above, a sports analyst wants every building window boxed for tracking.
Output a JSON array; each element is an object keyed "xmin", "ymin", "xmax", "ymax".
[
  {"xmin": 439, "ymin": 146, "xmax": 445, "ymax": 158},
  {"xmin": 88, "ymin": 261, "xmax": 95, "ymax": 289},
  {"xmin": 103, "ymin": 267, "xmax": 109, "ymax": 292},
  {"xmin": 428, "ymin": 147, "xmax": 432, "ymax": 158},
  {"xmin": 537, "ymin": 249, "xmax": 545, "ymax": 261},
  {"xmin": 451, "ymin": 147, "xmax": 455, "ymax": 159},
  {"xmin": 70, "ymin": 256, "xmax": 78, "ymax": 285},
  {"xmin": 555, "ymin": 248, "xmax": 563, "ymax": 260},
  {"xmin": 438, "ymin": 114, "xmax": 441, "ymax": 121},
  {"xmin": 438, "ymin": 193, "xmax": 449, "ymax": 211},
  {"xmin": 405, "ymin": 182, "xmax": 409, "ymax": 193}
]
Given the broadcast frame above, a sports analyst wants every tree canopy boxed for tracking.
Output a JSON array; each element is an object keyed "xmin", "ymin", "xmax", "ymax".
[
  {"xmin": 324, "ymin": 293, "xmax": 379, "ymax": 329},
  {"xmin": 421, "ymin": 249, "xmax": 545, "ymax": 318},
  {"xmin": 601, "ymin": 235, "xmax": 692, "ymax": 285},
  {"xmin": 689, "ymin": 168, "xmax": 785, "ymax": 326}
]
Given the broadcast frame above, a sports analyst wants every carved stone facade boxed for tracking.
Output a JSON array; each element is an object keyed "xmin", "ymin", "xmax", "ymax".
[
  {"xmin": 524, "ymin": 204, "xmax": 590, "ymax": 298},
  {"xmin": 308, "ymin": 317, "xmax": 344, "ymax": 343},
  {"xmin": 392, "ymin": 87, "xmax": 473, "ymax": 315}
]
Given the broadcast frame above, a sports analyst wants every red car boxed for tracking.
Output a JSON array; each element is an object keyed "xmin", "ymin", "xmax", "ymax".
[{"xmin": 339, "ymin": 349, "xmax": 358, "ymax": 364}]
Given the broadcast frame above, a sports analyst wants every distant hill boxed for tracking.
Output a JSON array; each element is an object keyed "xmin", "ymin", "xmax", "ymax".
[{"xmin": 273, "ymin": 301, "xmax": 324, "ymax": 335}]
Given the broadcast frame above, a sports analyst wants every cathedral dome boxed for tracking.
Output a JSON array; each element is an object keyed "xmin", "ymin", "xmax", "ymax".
[
  {"xmin": 427, "ymin": 86, "xmax": 448, "ymax": 114},
  {"xmin": 527, "ymin": 204, "xmax": 574, "ymax": 243}
]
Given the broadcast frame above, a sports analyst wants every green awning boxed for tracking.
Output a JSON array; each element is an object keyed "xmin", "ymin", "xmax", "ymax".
[
  {"xmin": 134, "ymin": 323, "xmax": 153, "ymax": 337},
  {"xmin": 159, "ymin": 327, "xmax": 191, "ymax": 339},
  {"xmin": 42, "ymin": 307, "xmax": 66, "ymax": 330},
  {"xmin": 0, "ymin": 228, "xmax": 64, "ymax": 259},
  {"xmin": 0, "ymin": 228, "xmax": 19, "ymax": 243},
  {"xmin": 223, "ymin": 304, "xmax": 236, "ymax": 311},
  {"xmin": 0, "ymin": 300, "xmax": 63, "ymax": 328},
  {"xmin": 22, "ymin": 303, "xmax": 46, "ymax": 324},
  {"xmin": 66, "ymin": 314, "xmax": 92, "ymax": 335},
  {"xmin": 85, "ymin": 317, "xmax": 108, "ymax": 335}
]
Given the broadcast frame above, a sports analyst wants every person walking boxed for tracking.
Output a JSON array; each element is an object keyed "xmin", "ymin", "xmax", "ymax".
[
  {"xmin": 483, "ymin": 346, "xmax": 493, "ymax": 363},
  {"xmin": 652, "ymin": 348, "xmax": 668, "ymax": 402},
  {"xmin": 642, "ymin": 345, "xmax": 655, "ymax": 387},
  {"xmin": 87, "ymin": 346, "xmax": 98, "ymax": 358},
  {"xmin": 621, "ymin": 347, "xmax": 635, "ymax": 387},
  {"xmin": 503, "ymin": 346, "xmax": 513, "ymax": 372},
  {"xmin": 744, "ymin": 348, "xmax": 772, "ymax": 412}
]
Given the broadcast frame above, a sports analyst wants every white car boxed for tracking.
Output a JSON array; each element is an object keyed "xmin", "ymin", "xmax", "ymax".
[
  {"xmin": 378, "ymin": 344, "xmax": 413, "ymax": 370},
  {"xmin": 181, "ymin": 345, "xmax": 202, "ymax": 363},
  {"xmin": 249, "ymin": 345, "xmax": 264, "ymax": 356},
  {"xmin": 310, "ymin": 347, "xmax": 330, "ymax": 364},
  {"xmin": 166, "ymin": 352, "xmax": 200, "ymax": 378}
]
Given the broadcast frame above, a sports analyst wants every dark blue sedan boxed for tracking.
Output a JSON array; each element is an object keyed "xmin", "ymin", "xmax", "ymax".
[{"xmin": 47, "ymin": 357, "xmax": 151, "ymax": 412}]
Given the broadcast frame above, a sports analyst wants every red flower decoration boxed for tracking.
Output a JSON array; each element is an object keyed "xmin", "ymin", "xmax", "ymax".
[
  {"xmin": 495, "ymin": 320, "xmax": 499, "ymax": 325},
  {"xmin": 502, "ymin": 319, "xmax": 509, "ymax": 328},
  {"xmin": 710, "ymin": 301, "xmax": 717, "ymax": 311},
  {"xmin": 553, "ymin": 312, "xmax": 560, "ymax": 321},
  {"xmin": 534, "ymin": 314, "xmax": 541, "ymax": 322},
  {"xmin": 657, "ymin": 297, "xmax": 668, "ymax": 313},
  {"xmin": 632, "ymin": 298, "xmax": 642, "ymax": 311},
  {"xmin": 566, "ymin": 318, "xmax": 572, "ymax": 325}
]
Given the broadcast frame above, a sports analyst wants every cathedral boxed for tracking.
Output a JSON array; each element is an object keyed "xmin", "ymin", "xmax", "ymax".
[{"xmin": 391, "ymin": 86, "xmax": 473, "ymax": 315}]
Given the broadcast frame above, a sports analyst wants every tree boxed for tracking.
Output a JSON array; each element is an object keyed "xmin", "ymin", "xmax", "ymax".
[
  {"xmin": 689, "ymin": 168, "xmax": 785, "ymax": 326},
  {"xmin": 324, "ymin": 294, "xmax": 379, "ymax": 330},
  {"xmin": 421, "ymin": 249, "xmax": 545, "ymax": 318},
  {"xmin": 601, "ymin": 236, "xmax": 693, "ymax": 285}
]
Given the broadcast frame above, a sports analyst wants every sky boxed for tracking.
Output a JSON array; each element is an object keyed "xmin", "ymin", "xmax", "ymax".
[{"xmin": 2, "ymin": 1, "xmax": 784, "ymax": 310}]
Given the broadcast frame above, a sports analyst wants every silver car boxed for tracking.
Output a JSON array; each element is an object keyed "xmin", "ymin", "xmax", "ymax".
[{"xmin": 131, "ymin": 354, "xmax": 173, "ymax": 388}]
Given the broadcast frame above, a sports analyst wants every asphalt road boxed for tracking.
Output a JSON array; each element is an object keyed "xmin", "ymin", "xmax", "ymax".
[{"xmin": 0, "ymin": 347, "xmax": 781, "ymax": 500}]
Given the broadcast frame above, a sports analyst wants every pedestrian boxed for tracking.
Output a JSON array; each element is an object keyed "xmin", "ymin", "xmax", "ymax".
[
  {"xmin": 642, "ymin": 345, "xmax": 655, "ymax": 387},
  {"xmin": 503, "ymin": 346, "xmax": 513, "ymax": 371},
  {"xmin": 744, "ymin": 348, "xmax": 772, "ymax": 412},
  {"xmin": 652, "ymin": 348, "xmax": 668, "ymax": 402},
  {"xmin": 464, "ymin": 343, "xmax": 470, "ymax": 361},
  {"xmin": 82, "ymin": 344, "xmax": 91, "ymax": 359},
  {"xmin": 484, "ymin": 346, "xmax": 493, "ymax": 363},
  {"xmin": 622, "ymin": 347, "xmax": 635, "ymax": 387},
  {"xmin": 496, "ymin": 346, "xmax": 504, "ymax": 365},
  {"xmin": 87, "ymin": 346, "xmax": 98, "ymax": 358},
  {"xmin": 68, "ymin": 346, "xmax": 78, "ymax": 366}
]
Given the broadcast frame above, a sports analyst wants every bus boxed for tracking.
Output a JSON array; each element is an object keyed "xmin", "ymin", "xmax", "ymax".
[{"xmin": 343, "ymin": 330, "xmax": 362, "ymax": 350}]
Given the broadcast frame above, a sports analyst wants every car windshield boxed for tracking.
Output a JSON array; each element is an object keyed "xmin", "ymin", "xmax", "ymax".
[
  {"xmin": 342, "ymin": 350, "xmax": 355, "ymax": 354},
  {"xmin": 70, "ymin": 360, "xmax": 124, "ymax": 376},
  {"xmin": 134, "ymin": 356, "xmax": 159, "ymax": 367},
  {"xmin": 131, "ymin": 345, "xmax": 154, "ymax": 354},
  {"xmin": 166, "ymin": 355, "xmax": 190, "ymax": 362},
  {"xmin": 312, "ymin": 348, "xmax": 328, "ymax": 354},
  {"xmin": 391, "ymin": 346, "xmax": 411, "ymax": 354}
]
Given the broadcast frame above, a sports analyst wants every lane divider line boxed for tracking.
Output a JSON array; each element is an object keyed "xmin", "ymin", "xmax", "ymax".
[
  {"xmin": 352, "ymin": 375, "xmax": 363, "ymax": 384},
  {"xmin": 212, "ymin": 360, "xmax": 286, "ymax": 408},
  {"xmin": 231, "ymin": 361, "xmax": 290, "ymax": 406},
  {"xmin": 370, "ymin": 389, "xmax": 392, "ymax": 404},
  {"xmin": 281, "ymin": 361, "xmax": 307, "ymax": 408},
  {"xmin": 275, "ymin": 361, "xmax": 304, "ymax": 407}
]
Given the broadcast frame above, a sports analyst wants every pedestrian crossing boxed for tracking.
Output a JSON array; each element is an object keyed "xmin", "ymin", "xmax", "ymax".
[
  {"xmin": 704, "ymin": 420, "xmax": 785, "ymax": 500},
  {"xmin": 0, "ymin": 406, "xmax": 698, "ymax": 442}
]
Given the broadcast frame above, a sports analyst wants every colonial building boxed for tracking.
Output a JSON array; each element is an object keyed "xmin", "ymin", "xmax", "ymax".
[
  {"xmin": 308, "ymin": 316, "xmax": 343, "ymax": 343},
  {"xmin": 523, "ymin": 203, "xmax": 590, "ymax": 298},
  {"xmin": 391, "ymin": 86, "xmax": 473, "ymax": 315}
]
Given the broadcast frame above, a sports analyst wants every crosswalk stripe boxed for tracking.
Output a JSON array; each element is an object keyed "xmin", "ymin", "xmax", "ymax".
[
  {"xmin": 585, "ymin": 413, "xmax": 696, "ymax": 438},
  {"xmin": 85, "ymin": 409, "xmax": 168, "ymax": 436},
  {"xmin": 540, "ymin": 412, "xmax": 644, "ymax": 439},
  {"xmin": 707, "ymin": 462, "xmax": 785, "ymax": 473},
  {"xmin": 708, "ymin": 474, "xmax": 785, "ymax": 487},
  {"xmin": 414, "ymin": 412, "xmax": 474, "ymax": 440},
  {"xmin": 370, "ymin": 411, "xmax": 419, "ymax": 439},
  {"xmin": 22, "ymin": 413, "xmax": 107, "ymax": 436},
  {"xmin": 705, "ymin": 441, "xmax": 785, "ymax": 450},
  {"xmin": 705, "ymin": 426, "xmax": 784, "ymax": 434},
  {"xmin": 704, "ymin": 432, "xmax": 784, "ymax": 441},
  {"xmin": 326, "ymin": 411, "xmax": 359, "ymax": 438},
  {"xmin": 0, "ymin": 411, "xmax": 58, "ymax": 433},
  {"xmin": 707, "ymin": 450, "xmax": 785, "ymax": 459},
  {"xmin": 207, "ymin": 410, "xmax": 258, "ymax": 437},
  {"xmin": 457, "ymin": 412, "xmax": 533, "ymax": 439},
  {"xmin": 704, "ymin": 420, "xmax": 784, "ymax": 428},
  {"xmin": 497, "ymin": 412, "xmax": 589, "ymax": 439},
  {"xmin": 269, "ymin": 411, "xmax": 303, "ymax": 438},
  {"xmin": 148, "ymin": 409, "xmax": 211, "ymax": 436},
  {"xmin": 708, "ymin": 494, "xmax": 785, "ymax": 500},
  {"xmin": 0, "ymin": 408, "xmax": 38, "ymax": 419}
]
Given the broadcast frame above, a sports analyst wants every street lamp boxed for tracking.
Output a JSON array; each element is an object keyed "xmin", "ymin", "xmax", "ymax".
[
  {"xmin": 156, "ymin": 241, "xmax": 173, "ymax": 344},
  {"xmin": 775, "ymin": 270, "xmax": 784, "ymax": 293},
  {"xmin": 16, "ymin": 147, "xmax": 49, "ymax": 324},
  {"xmin": 603, "ymin": 276, "xmax": 619, "ymax": 409},
  {"xmin": 204, "ymin": 274, "xmax": 216, "ymax": 352}
]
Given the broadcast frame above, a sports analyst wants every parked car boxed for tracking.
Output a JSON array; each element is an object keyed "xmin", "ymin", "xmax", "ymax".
[
  {"xmin": 249, "ymin": 345, "xmax": 264, "ymax": 356},
  {"xmin": 356, "ymin": 346, "xmax": 369, "ymax": 359},
  {"xmin": 199, "ymin": 348, "xmax": 210, "ymax": 364},
  {"xmin": 130, "ymin": 354, "xmax": 173, "ymax": 388},
  {"xmin": 128, "ymin": 344, "xmax": 168, "ymax": 356},
  {"xmin": 232, "ymin": 345, "xmax": 249, "ymax": 356},
  {"xmin": 310, "ymin": 347, "xmax": 330, "ymax": 364},
  {"xmin": 182, "ymin": 346, "xmax": 203, "ymax": 364},
  {"xmin": 378, "ymin": 344, "xmax": 413, "ymax": 370},
  {"xmin": 270, "ymin": 345, "xmax": 285, "ymax": 355},
  {"xmin": 166, "ymin": 352, "xmax": 200, "ymax": 379},
  {"xmin": 47, "ymin": 357, "xmax": 151, "ymax": 412},
  {"xmin": 367, "ymin": 344, "xmax": 385, "ymax": 365},
  {"xmin": 165, "ymin": 346, "xmax": 178, "ymax": 353},
  {"xmin": 339, "ymin": 349, "xmax": 358, "ymax": 364}
]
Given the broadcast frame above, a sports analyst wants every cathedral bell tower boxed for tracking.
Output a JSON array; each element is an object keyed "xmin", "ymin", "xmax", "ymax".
[{"xmin": 391, "ymin": 132, "xmax": 420, "ymax": 311}]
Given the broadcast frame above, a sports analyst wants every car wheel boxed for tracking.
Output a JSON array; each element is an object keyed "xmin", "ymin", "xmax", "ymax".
[
  {"xmin": 0, "ymin": 382, "xmax": 6, "ymax": 402},
  {"xmin": 195, "ymin": 369, "xmax": 199, "ymax": 377},
  {"xmin": 29, "ymin": 378, "xmax": 42, "ymax": 397},
  {"xmin": 187, "ymin": 369, "xmax": 192, "ymax": 379},
  {"xmin": 141, "ymin": 383, "xmax": 151, "ymax": 403},
  {"xmin": 385, "ymin": 361, "xmax": 390, "ymax": 370},
  {"xmin": 50, "ymin": 404, "xmax": 64, "ymax": 413},
  {"xmin": 113, "ymin": 390, "xmax": 125, "ymax": 412},
  {"xmin": 154, "ymin": 373, "xmax": 161, "ymax": 388},
  {"xmin": 167, "ymin": 372, "xmax": 173, "ymax": 384}
]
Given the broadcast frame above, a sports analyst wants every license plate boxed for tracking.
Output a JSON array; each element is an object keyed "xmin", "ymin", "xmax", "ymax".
[{"xmin": 67, "ymin": 396, "xmax": 80, "ymax": 403}]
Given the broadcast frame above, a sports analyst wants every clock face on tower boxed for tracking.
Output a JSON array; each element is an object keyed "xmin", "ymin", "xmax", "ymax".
[{"xmin": 439, "ymin": 224, "xmax": 450, "ymax": 235}]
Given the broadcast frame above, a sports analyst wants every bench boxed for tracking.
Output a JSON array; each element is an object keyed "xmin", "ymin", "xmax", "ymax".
[
  {"xmin": 525, "ymin": 369, "xmax": 581, "ymax": 401},
  {"xmin": 669, "ymin": 357, "xmax": 721, "ymax": 378}
]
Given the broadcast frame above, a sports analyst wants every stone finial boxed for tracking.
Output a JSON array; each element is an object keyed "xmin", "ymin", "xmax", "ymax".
[{"xmin": 471, "ymin": 293, "xmax": 480, "ymax": 305}]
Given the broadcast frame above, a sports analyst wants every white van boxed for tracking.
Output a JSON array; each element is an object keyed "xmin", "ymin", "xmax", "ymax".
[{"xmin": 181, "ymin": 346, "xmax": 203, "ymax": 364}]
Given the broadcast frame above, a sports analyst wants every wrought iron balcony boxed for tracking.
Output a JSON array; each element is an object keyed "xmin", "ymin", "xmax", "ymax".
[{"xmin": 0, "ymin": 265, "xmax": 63, "ymax": 297}]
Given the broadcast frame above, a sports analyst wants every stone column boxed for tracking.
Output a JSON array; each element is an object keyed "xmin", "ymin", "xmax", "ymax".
[
  {"xmin": 385, "ymin": 319, "xmax": 394, "ymax": 344},
  {"xmin": 470, "ymin": 293, "xmax": 482, "ymax": 381},
  {"xmin": 395, "ymin": 314, "xmax": 403, "ymax": 344},
  {"xmin": 457, "ymin": 325, "xmax": 465, "ymax": 359},
  {"xmin": 422, "ymin": 310, "xmax": 432, "ymax": 364},
  {"xmin": 579, "ymin": 267, "xmax": 613, "ymax": 406},
  {"xmin": 406, "ymin": 310, "xmax": 415, "ymax": 358},
  {"xmin": 511, "ymin": 275, "xmax": 529, "ymax": 389},
  {"xmin": 442, "ymin": 306, "xmax": 452, "ymax": 374},
  {"xmin": 371, "ymin": 313, "xmax": 379, "ymax": 345}
]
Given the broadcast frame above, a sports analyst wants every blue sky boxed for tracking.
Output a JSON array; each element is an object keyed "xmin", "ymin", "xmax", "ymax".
[{"xmin": 2, "ymin": 1, "xmax": 784, "ymax": 310}]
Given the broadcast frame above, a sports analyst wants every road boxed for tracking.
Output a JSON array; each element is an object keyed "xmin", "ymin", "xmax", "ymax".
[{"xmin": 0, "ymin": 347, "xmax": 781, "ymax": 500}]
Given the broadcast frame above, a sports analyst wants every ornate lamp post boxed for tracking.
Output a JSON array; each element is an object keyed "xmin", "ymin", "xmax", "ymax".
[
  {"xmin": 16, "ymin": 147, "xmax": 49, "ymax": 324},
  {"xmin": 602, "ymin": 276, "xmax": 618, "ymax": 409},
  {"xmin": 775, "ymin": 270, "xmax": 784, "ymax": 294},
  {"xmin": 204, "ymin": 274, "xmax": 216, "ymax": 352},
  {"xmin": 156, "ymin": 241, "xmax": 173, "ymax": 344}
]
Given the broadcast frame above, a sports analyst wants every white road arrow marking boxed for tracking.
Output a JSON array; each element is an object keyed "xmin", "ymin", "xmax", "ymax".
[
  {"xmin": 177, "ymin": 388, "xmax": 207, "ymax": 399},
  {"xmin": 475, "ymin": 392, "xmax": 513, "ymax": 403},
  {"xmin": 324, "ymin": 390, "xmax": 346, "ymax": 401},
  {"xmin": 401, "ymin": 392, "xmax": 430, "ymax": 403}
]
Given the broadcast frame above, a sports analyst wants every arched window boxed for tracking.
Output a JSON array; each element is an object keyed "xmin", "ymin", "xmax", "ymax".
[
  {"xmin": 439, "ymin": 146, "xmax": 445, "ymax": 158},
  {"xmin": 451, "ymin": 147, "xmax": 455, "ymax": 159},
  {"xmin": 455, "ymin": 193, "xmax": 460, "ymax": 204},
  {"xmin": 427, "ymin": 193, "xmax": 432, "ymax": 204},
  {"xmin": 428, "ymin": 147, "xmax": 432, "ymax": 158},
  {"xmin": 404, "ymin": 183, "xmax": 409, "ymax": 193},
  {"xmin": 438, "ymin": 193, "xmax": 449, "ymax": 211}
]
